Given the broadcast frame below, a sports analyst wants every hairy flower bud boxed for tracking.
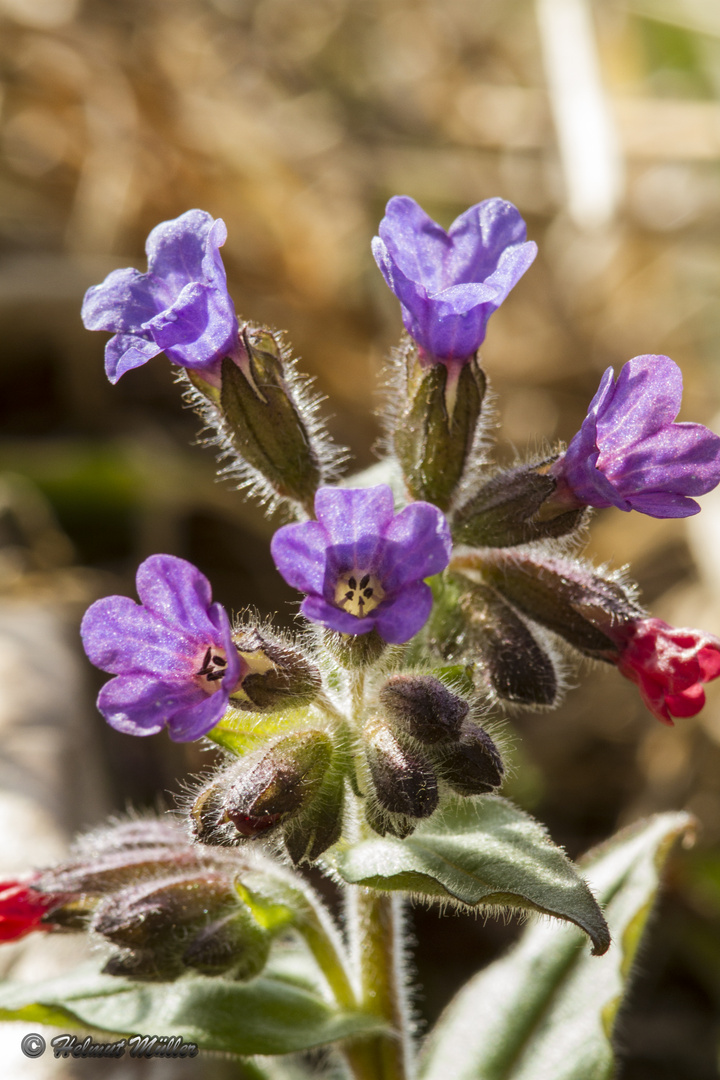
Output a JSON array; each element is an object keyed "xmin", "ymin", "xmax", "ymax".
[
  {"xmin": 393, "ymin": 353, "xmax": 486, "ymax": 511},
  {"xmin": 475, "ymin": 552, "xmax": 642, "ymax": 658},
  {"xmin": 230, "ymin": 628, "xmax": 322, "ymax": 712},
  {"xmin": 461, "ymin": 584, "xmax": 559, "ymax": 706},
  {"xmin": 192, "ymin": 731, "xmax": 335, "ymax": 846},
  {"xmin": 182, "ymin": 907, "xmax": 271, "ymax": 979},
  {"xmin": 220, "ymin": 328, "xmax": 321, "ymax": 510},
  {"xmin": 283, "ymin": 772, "xmax": 345, "ymax": 866},
  {"xmin": 363, "ymin": 717, "xmax": 439, "ymax": 821},
  {"xmin": 378, "ymin": 674, "xmax": 469, "ymax": 744},
  {"xmin": 436, "ymin": 722, "xmax": 504, "ymax": 796},
  {"xmin": 452, "ymin": 463, "xmax": 584, "ymax": 548}
]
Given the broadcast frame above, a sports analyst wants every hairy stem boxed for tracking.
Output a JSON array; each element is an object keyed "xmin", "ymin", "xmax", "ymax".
[{"xmin": 344, "ymin": 887, "xmax": 413, "ymax": 1080}]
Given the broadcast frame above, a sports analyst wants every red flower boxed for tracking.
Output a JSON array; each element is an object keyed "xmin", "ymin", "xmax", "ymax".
[
  {"xmin": 610, "ymin": 618, "xmax": 720, "ymax": 724},
  {"xmin": 0, "ymin": 877, "xmax": 63, "ymax": 942}
]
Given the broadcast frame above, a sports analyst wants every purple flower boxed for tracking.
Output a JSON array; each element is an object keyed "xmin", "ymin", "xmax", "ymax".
[
  {"xmin": 371, "ymin": 196, "xmax": 537, "ymax": 364},
  {"xmin": 81, "ymin": 209, "xmax": 243, "ymax": 385},
  {"xmin": 270, "ymin": 485, "xmax": 452, "ymax": 644},
  {"xmin": 81, "ymin": 554, "xmax": 245, "ymax": 741},
  {"xmin": 552, "ymin": 354, "xmax": 720, "ymax": 518}
]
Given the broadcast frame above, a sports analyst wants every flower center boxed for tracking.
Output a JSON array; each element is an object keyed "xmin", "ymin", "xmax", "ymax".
[
  {"xmin": 334, "ymin": 570, "xmax": 385, "ymax": 618},
  {"xmin": 196, "ymin": 646, "xmax": 229, "ymax": 692}
]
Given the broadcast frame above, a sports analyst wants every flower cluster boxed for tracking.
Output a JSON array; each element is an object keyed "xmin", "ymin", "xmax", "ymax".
[{"xmin": 72, "ymin": 194, "xmax": 720, "ymax": 893}]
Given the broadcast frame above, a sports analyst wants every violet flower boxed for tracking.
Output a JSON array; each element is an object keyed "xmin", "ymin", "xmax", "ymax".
[
  {"xmin": 81, "ymin": 209, "xmax": 243, "ymax": 384},
  {"xmin": 607, "ymin": 618, "xmax": 720, "ymax": 725},
  {"xmin": 271, "ymin": 485, "xmax": 452, "ymax": 644},
  {"xmin": 552, "ymin": 354, "xmax": 720, "ymax": 518},
  {"xmin": 81, "ymin": 554, "xmax": 245, "ymax": 741},
  {"xmin": 371, "ymin": 195, "xmax": 537, "ymax": 364}
]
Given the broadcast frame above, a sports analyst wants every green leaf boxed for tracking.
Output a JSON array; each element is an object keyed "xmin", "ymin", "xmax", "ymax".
[
  {"xmin": 0, "ymin": 950, "xmax": 384, "ymax": 1057},
  {"xmin": 326, "ymin": 796, "xmax": 610, "ymax": 954},
  {"xmin": 419, "ymin": 811, "xmax": 693, "ymax": 1080}
]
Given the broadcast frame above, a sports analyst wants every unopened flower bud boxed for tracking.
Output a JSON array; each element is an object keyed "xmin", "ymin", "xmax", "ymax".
[
  {"xmin": 222, "ymin": 730, "xmax": 334, "ymax": 839},
  {"xmin": 363, "ymin": 717, "xmax": 438, "ymax": 819},
  {"xmin": 230, "ymin": 628, "xmax": 321, "ymax": 712},
  {"xmin": 474, "ymin": 552, "xmax": 642, "ymax": 658},
  {"xmin": 283, "ymin": 771, "xmax": 345, "ymax": 865},
  {"xmin": 394, "ymin": 353, "xmax": 486, "ymax": 511},
  {"xmin": 462, "ymin": 584, "xmax": 559, "ymax": 706},
  {"xmin": 182, "ymin": 906, "xmax": 271, "ymax": 980},
  {"xmin": 452, "ymin": 463, "xmax": 584, "ymax": 548},
  {"xmin": 103, "ymin": 948, "xmax": 184, "ymax": 982},
  {"xmin": 378, "ymin": 674, "xmax": 468, "ymax": 744},
  {"xmin": 437, "ymin": 722, "xmax": 504, "ymax": 796},
  {"xmin": 220, "ymin": 327, "xmax": 321, "ymax": 510},
  {"xmin": 91, "ymin": 873, "xmax": 236, "ymax": 948},
  {"xmin": 364, "ymin": 801, "xmax": 416, "ymax": 840}
]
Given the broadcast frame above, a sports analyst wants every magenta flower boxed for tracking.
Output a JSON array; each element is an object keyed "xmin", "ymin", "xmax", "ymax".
[
  {"xmin": 607, "ymin": 618, "xmax": 720, "ymax": 724},
  {"xmin": 81, "ymin": 209, "xmax": 243, "ymax": 384},
  {"xmin": 371, "ymin": 196, "xmax": 537, "ymax": 364},
  {"xmin": 81, "ymin": 554, "xmax": 245, "ymax": 741},
  {"xmin": 271, "ymin": 485, "xmax": 452, "ymax": 644},
  {"xmin": 552, "ymin": 354, "xmax": 720, "ymax": 518}
]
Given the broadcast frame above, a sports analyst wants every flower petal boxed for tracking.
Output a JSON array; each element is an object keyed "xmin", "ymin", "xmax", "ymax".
[
  {"xmin": 81, "ymin": 268, "xmax": 158, "ymax": 333},
  {"xmin": 81, "ymin": 596, "xmax": 199, "ymax": 677},
  {"xmin": 596, "ymin": 355, "xmax": 683, "ymax": 452},
  {"xmin": 374, "ymin": 581, "xmax": 433, "ymax": 644},
  {"xmin": 135, "ymin": 554, "xmax": 220, "ymax": 640},
  {"xmin": 97, "ymin": 673, "xmax": 225, "ymax": 740},
  {"xmin": 315, "ymin": 486, "xmax": 396, "ymax": 545},
  {"xmin": 300, "ymin": 594, "xmax": 375, "ymax": 635},
  {"xmin": 145, "ymin": 209, "xmax": 217, "ymax": 292},
  {"xmin": 270, "ymin": 520, "xmax": 330, "ymax": 595},
  {"xmin": 378, "ymin": 501, "xmax": 452, "ymax": 590},
  {"xmin": 104, "ymin": 333, "xmax": 162, "ymax": 384},
  {"xmin": 446, "ymin": 198, "xmax": 531, "ymax": 285},
  {"xmin": 377, "ymin": 196, "xmax": 452, "ymax": 295}
]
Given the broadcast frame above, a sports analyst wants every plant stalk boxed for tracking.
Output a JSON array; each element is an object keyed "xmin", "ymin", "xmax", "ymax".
[{"xmin": 345, "ymin": 887, "xmax": 412, "ymax": 1080}]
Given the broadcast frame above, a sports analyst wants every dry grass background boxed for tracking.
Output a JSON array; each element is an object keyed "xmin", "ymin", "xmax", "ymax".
[{"xmin": 0, "ymin": 0, "xmax": 720, "ymax": 1075}]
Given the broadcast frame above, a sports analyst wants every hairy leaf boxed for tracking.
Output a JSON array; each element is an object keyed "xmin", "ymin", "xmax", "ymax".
[
  {"xmin": 0, "ymin": 949, "xmax": 384, "ymax": 1057},
  {"xmin": 419, "ymin": 812, "xmax": 693, "ymax": 1080},
  {"xmin": 327, "ymin": 797, "xmax": 609, "ymax": 954}
]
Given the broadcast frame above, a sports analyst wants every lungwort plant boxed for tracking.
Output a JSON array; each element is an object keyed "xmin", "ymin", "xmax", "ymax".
[{"xmin": 0, "ymin": 198, "xmax": 712, "ymax": 1078}]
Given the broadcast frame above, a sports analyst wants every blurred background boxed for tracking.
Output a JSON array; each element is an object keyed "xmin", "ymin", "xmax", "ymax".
[{"xmin": 0, "ymin": 0, "xmax": 719, "ymax": 1076}]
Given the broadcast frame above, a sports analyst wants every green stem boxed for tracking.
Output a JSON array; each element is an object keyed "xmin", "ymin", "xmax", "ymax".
[
  {"xmin": 294, "ymin": 898, "xmax": 357, "ymax": 1012},
  {"xmin": 344, "ymin": 887, "xmax": 412, "ymax": 1080}
]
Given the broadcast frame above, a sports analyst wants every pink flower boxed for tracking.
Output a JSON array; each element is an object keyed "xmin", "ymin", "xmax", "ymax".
[{"xmin": 609, "ymin": 618, "xmax": 720, "ymax": 724}]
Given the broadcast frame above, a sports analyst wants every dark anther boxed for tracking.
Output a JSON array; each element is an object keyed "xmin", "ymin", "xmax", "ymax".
[
  {"xmin": 206, "ymin": 671, "xmax": 225, "ymax": 682},
  {"xmin": 198, "ymin": 647, "xmax": 213, "ymax": 674},
  {"xmin": 212, "ymin": 656, "xmax": 227, "ymax": 667},
  {"xmin": 345, "ymin": 590, "xmax": 354, "ymax": 601},
  {"xmin": 348, "ymin": 576, "xmax": 357, "ymax": 590},
  {"xmin": 363, "ymin": 588, "xmax": 373, "ymax": 598},
  {"xmin": 360, "ymin": 574, "xmax": 370, "ymax": 589}
]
